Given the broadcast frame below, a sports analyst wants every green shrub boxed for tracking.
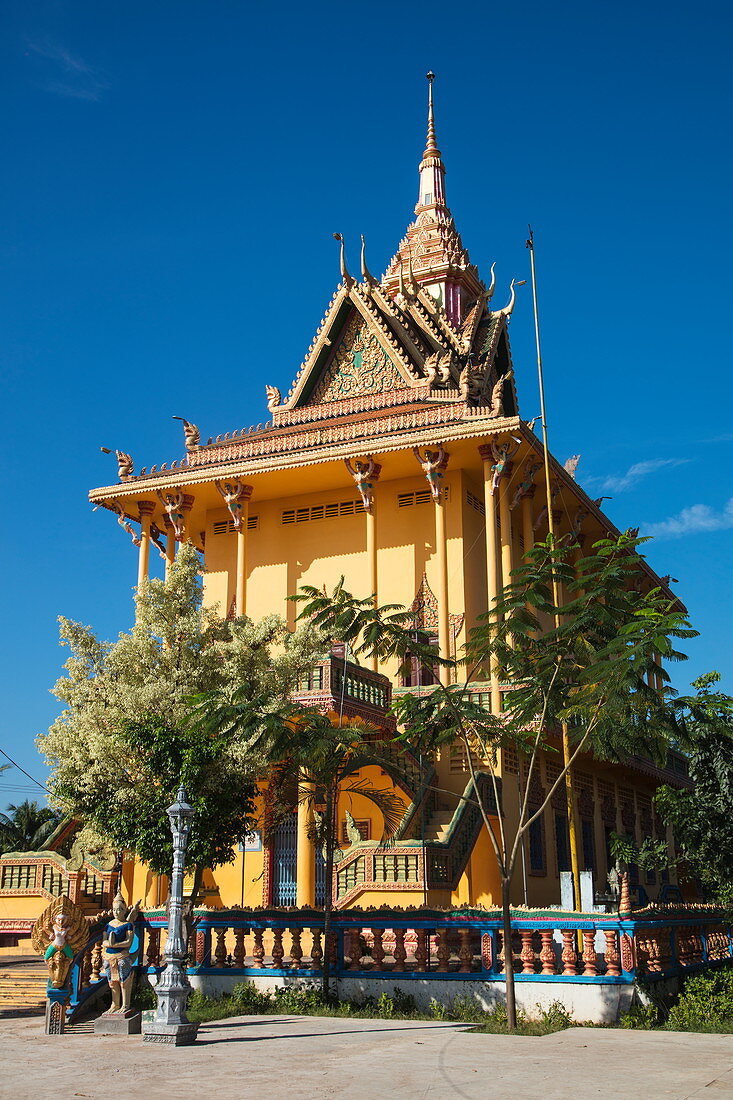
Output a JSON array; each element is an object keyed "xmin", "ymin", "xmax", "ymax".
[
  {"xmin": 375, "ymin": 988, "xmax": 417, "ymax": 1018},
  {"xmin": 132, "ymin": 980, "xmax": 157, "ymax": 1011},
  {"xmin": 450, "ymin": 994, "xmax": 487, "ymax": 1023},
  {"xmin": 186, "ymin": 989, "xmax": 237, "ymax": 1022},
  {"xmin": 667, "ymin": 970, "xmax": 733, "ymax": 1032},
  {"xmin": 621, "ymin": 1002, "xmax": 659, "ymax": 1029},
  {"xmin": 230, "ymin": 982, "xmax": 273, "ymax": 1014},
  {"xmin": 429, "ymin": 997, "xmax": 449, "ymax": 1020},
  {"xmin": 273, "ymin": 984, "xmax": 326, "ymax": 1014},
  {"xmin": 536, "ymin": 1000, "xmax": 574, "ymax": 1030}
]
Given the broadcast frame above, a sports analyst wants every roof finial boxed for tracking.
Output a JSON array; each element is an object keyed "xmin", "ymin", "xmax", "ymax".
[
  {"xmin": 424, "ymin": 71, "xmax": 440, "ymax": 158},
  {"xmin": 360, "ymin": 234, "xmax": 376, "ymax": 285},
  {"xmin": 333, "ymin": 233, "xmax": 354, "ymax": 287}
]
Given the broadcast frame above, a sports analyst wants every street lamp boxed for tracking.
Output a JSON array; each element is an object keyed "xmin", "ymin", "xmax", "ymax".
[{"xmin": 143, "ymin": 784, "xmax": 199, "ymax": 1045}]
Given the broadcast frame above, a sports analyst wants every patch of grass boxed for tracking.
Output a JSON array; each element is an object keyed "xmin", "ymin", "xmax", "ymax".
[{"xmin": 183, "ymin": 982, "xmax": 583, "ymax": 1034}]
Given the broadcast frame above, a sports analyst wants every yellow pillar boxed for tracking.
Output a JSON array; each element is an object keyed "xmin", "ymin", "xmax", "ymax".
[
  {"xmin": 296, "ymin": 794, "xmax": 315, "ymax": 907},
  {"xmin": 434, "ymin": 491, "xmax": 451, "ymax": 686},
  {"xmin": 521, "ymin": 493, "xmax": 535, "ymax": 558},
  {"xmin": 498, "ymin": 481, "xmax": 514, "ymax": 594},
  {"xmin": 164, "ymin": 521, "xmax": 176, "ymax": 581},
  {"xmin": 480, "ymin": 446, "xmax": 501, "ymax": 713},
  {"xmin": 366, "ymin": 503, "xmax": 378, "ymax": 672},
  {"xmin": 234, "ymin": 490, "xmax": 253, "ymax": 618},
  {"xmin": 137, "ymin": 501, "xmax": 155, "ymax": 588}
]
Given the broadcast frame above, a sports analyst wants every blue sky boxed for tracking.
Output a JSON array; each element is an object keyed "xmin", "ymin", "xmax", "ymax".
[{"xmin": 1, "ymin": 0, "xmax": 732, "ymax": 809}]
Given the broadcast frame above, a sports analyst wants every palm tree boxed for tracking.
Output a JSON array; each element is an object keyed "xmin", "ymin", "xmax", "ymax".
[
  {"xmin": 196, "ymin": 690, "xmax": 407, "ymax": 999},
  {"xmin": 280, "ymin": 709, "xmax": 407, "ymax": 999},
  {"xmin": 0, "ymin": 800, "xmax": 61, "ymax": 854}
]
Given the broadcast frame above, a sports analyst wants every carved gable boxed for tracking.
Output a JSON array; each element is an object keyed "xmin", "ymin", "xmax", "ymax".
[{"xmin": 307, "ymin": 311, "xmax": 405, "ymax": 405}]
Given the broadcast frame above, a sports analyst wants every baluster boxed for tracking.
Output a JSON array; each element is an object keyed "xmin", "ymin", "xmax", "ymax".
[
  {"xmin": 393, "ymin": 928, "xmax": 406, "ymax": 972},
  {"xmin": 253, "ymin": 928, "xmax": 265, "ymax": 969},
  {"xmin": 310, "ymin": 929, "xmax": 323, "ymax": 970},
  {"xmin": 195, "ymin": 930, "xmax": 207, "ymax": 966},
  {"xmin": 458, "ymin": 928, "xmax": 473, "ymax": 973},
  {"xmin": 214, "ymin": 928, "xmax": 228, "ymax": 968},
  {"xmin": 415, "ymin": 929, "xmax": 428, "ymax": 973},
  {"xmin": 348, "ymin": 929, "xmax": 362, "ymax": 970},
  {"xmin": 233, "ymin": 927, "xmax": 246, "ymax": 968},
  {"xmin": 603, "ymin": 930, "xmax": 621, "ymax": 977},
  {"xmin": 436, "ymin": 929, "xmax": 451, "ymax": 972},
  {"xmin": 582, "ymin": 931, "xmax": 597, "ymax": 976},
  {"xmin": 290, "ymin": 927, "xmax": 303, "ymax": 969},
  {"xmin": 561, "ymin": 930, "xmax": 577, "ymax": 976},
  {"xmin": 81, "ymin": 946, "xmax": 93, "ymax": 990},
  {"xmin": 647, "ymin": 932, "xmax": 662, "ymax": 973},
  {"xmin": 520, "ymin": 931, "xmax": 535, "ymax": 975},
  {"xmin": 146, "ymin": 927, "xmax": 160, "ymax": 969},
  {"xmin": 327, "ymin": 930, "xmax": 339, "ymax": 967},
  {"xmin": 540, "ymin": 930, "xmax": 556, "ymax": 975},
  {"xmin": 272, "ymin": 928, "xmax": 285, "ymax": 969},
  {"xmin": 371, "ymin": 928, "xmax": 385, "ymax": 972},
  {"xmin": 90, "ymin": 941, "xmax": 103, "ymax": 983},
  {"xmin": 481, "ymin": 933, "xmax": 492, "ymax": 971}
]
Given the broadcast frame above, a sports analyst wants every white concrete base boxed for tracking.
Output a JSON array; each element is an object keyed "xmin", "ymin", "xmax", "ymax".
[{"xmin": 183, "ymin": 972, "xmax": 635, "ymax": 1024}]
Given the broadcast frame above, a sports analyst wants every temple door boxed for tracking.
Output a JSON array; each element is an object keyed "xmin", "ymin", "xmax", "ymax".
[{"xmin": 272, "ymin": 813, "xmax": 298, "ymax": 906}]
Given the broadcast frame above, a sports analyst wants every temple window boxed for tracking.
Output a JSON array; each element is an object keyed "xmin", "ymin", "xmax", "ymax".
[{"xmin": 528, "ymin": 814, "xmax": 546, "ymax": 875}]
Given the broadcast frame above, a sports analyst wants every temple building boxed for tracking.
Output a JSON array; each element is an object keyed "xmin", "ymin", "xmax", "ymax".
[{"xmin": 0, "ymin": 80, "xmax": 690, "ymax": 938}]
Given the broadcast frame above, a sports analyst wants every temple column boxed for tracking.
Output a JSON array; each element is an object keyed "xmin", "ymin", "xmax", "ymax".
[
  {"xmin": 345, "ymin": 458, "xmax": 382, "ymax": 673},
  {"xmin": 164, "ymin": 518, "xmax": 176, "ymax": 581},
  {"xmin": 366, "ymin": 504, "xmax": 378, "ymax": 672},
  {"xmin": 235, "ymin": 490, "xmax": 253, "ymax": 618},
  {"xmin": 137, "ymin": 501, "xmax": 156, "ymax": 588},
  {"xmin": 479, "ymin": 445, "xmax": 501, "ymax": 713},
  {"xmin": 215, "ymin": 480, "xmax": 253, "ymax": 618},
  {"xmin": 296, "ymin": 792, "xmax": 316, "ymax": 907},
  {"xmin": 435, "ymin": 489, "xmax": 451, "ymax": 685},
  {"xmin": 498, "ymin": 478, "xmax": 514, "ymax": 594},
  {"xmin": 521, "ymin": 491, "xmax": 535, "ymax": 558},
  {"xmin": 413, "ymin": 446, "xmax": 450, "ymax": 685}
]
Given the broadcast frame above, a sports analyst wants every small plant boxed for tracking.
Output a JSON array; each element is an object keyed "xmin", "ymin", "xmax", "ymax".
[
  {"xmin": 230, "ymin": 981, "xmax": 273, "ymax": 1014},
  {"xmin": 429, "ymin": 997, "xmax": 449, "ymax": 1020},
  {"xmin": 375, "ymin": 988, "xmax": 417, "ymax": 1018},
  {"xmin": 536, "ymin": 999, "xmax": 574, "ymax": 1030},
  {"xmin": 132, "ymin": 980, "xmax": 157, "ymax": 1011},
  {"xmin": 450, "ymin": 994, "xmax": 487, "ymax": 1023},
  {"xmin": 667, "ymin": 971, "xmax": 733, "ymax": 1032},
  {"xmin": 273, "ymin": 984, "xmax": 326, "ymax": 1014},
  {"xmin": 620, "ymin": 1002, "xmax": 658, "ymax": 1029}
]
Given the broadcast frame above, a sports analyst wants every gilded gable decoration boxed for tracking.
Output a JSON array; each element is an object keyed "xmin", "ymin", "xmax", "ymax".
[{"xmin": 309, "ymin": 312, "xmax": 404, "ymax": 403}]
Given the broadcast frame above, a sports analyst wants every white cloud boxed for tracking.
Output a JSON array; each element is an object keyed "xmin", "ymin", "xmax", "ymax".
[
  {"xmin": 27, "ymin": 39, "xmax": 108, "ymax": 101},
  {"xmin": 587, "ymin": 458, "xmax": 689, "ymax": 494},
  {"xmin": 644, "ymin": 498, "xmax": 733, "ymax": 539}
]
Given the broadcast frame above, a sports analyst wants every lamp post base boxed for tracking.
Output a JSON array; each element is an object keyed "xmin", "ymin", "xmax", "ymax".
[{"xmin": 143, "ymin": 1021, "xmax": 199, "ymax": 1045}]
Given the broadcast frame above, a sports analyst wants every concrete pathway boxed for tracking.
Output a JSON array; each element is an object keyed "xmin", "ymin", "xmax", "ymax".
[{"xmin": 1, "ymin": 1013, "xmax": 732, "ymax": 1099}]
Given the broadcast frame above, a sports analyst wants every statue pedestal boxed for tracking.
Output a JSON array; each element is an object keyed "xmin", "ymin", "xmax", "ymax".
[
  {"xmin": 143, "ymin": 1021, "xmax": 199, "ymax": 1045},
  {"xmin": 94, "ymin": 1009, "xmax": 142, "ymax": 1035}
]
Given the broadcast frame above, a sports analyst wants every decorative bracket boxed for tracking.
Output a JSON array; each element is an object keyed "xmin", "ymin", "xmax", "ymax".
[
  {"xmin": 344, "ymin": 457, "xmax": 381, "ymax": 512},
  {"xmin": 413, "ymin": 444, "xmax": 448, "ymax": 502},
  {"xmin": 214, "ymin": 480, "xmax": 253, "ymax": 530}
]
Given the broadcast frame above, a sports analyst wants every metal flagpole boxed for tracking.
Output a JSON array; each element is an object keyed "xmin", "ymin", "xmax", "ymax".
[{"xmin": 526, "ymin": 227, "xmax": 583, "ymax": 912}]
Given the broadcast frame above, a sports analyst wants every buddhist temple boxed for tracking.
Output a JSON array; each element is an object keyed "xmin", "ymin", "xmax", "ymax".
[{"xmin": 1, "ymin": 76, "xmax": 691, "ymax": 940}]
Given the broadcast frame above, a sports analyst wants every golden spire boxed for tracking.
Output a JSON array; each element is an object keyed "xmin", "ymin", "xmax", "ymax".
[{"xmin": 422, "ymin": 71, "xmax": 441, "ymax": 162}]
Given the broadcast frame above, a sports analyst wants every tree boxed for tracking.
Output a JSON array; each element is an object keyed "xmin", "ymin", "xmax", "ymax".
[
  {"xmin": 196, "ymin": 683, "xmax": 407, "ymax": 999},
  {"xmin": 293, "ymin": 534, "xmax": 695, "ymax": 1028},
  {"xmin": 0, "ymin": 799, "xmax": 61, "ymax": 854},
  {"xmin": 656, "ymin": 672, "xmax": 733, "ymax": 905},
  {"xmin": 38, "ymin": 544, "xmax": 324, "ymax": 902}
]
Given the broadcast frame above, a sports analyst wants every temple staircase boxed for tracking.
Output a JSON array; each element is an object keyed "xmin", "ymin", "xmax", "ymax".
[{"xmin": 0, "ymin": 958, "xmax": 47, "ymax": 1017}]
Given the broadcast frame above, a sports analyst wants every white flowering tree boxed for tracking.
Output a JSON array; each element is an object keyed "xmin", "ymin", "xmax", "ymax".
[{"xmin": 38, "ymin": 544, "xmax": 324, "ymax": 903}]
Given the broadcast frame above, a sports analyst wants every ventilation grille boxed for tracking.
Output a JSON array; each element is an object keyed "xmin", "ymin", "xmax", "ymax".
[
  {"xmin": 212, "ymin": 516, "xmax": 259, "ymax": 535},
  {"xmin": 397, "ymin": 486, "xmax": 449, "ymax": 508},
  {"xmin": 466, "ymin": 490, "xmax": 485, "ymax": 516},
  {"xmin": 282, "ymin": 500, "xmax": 360, "ymax": 525}
]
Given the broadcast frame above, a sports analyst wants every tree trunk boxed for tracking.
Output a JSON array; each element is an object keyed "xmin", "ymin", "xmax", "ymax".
[
  {"xmin": 321, "ymin": 791, "xmax": 336, "ymax": 1002},
  {"xmin": 501, "ymin": 877, "xmax": 517, "ymax": 1030}
]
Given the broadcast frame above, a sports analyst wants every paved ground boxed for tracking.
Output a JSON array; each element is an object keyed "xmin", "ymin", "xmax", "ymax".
[{"xmin": 1, "ymin": 1013, "xmax": 732, "ymax": 1099}]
